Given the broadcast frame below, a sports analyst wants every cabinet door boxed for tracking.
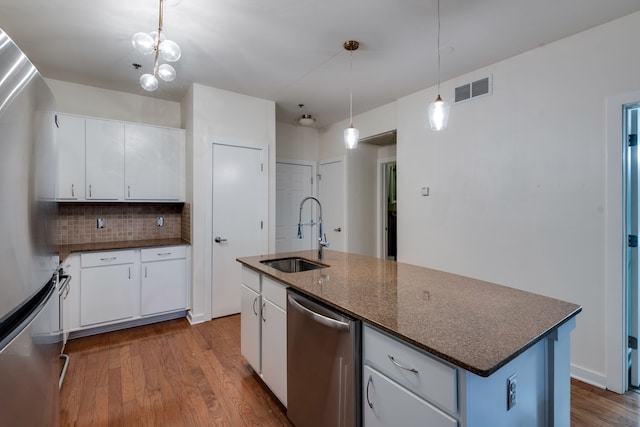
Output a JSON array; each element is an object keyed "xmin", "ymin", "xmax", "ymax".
[
  {"xmin": 85, "ymin": 118, "xmax": 124, "ymax": 200},
  {"xmin": 363, "ymin": 366, "xmax": 457, "ymax": 427},
  {"xmin": 55, "ymin": 114, "xmax": 85, "ymax": 200},
  {"xmin": 261, "ymin": 298, "xmax": 287, "ymax": 407},
  {"xmin": 124, "ymin": 123, "xmax": 184, "ymax": 201},
  {"xmin": 140, "ymin": 258, "xmax": 187, "ymax": 315},
  {"xmin": 80, "ymin": 263, "xmax": 137, "ymax": 326},
  {"xmin": 241, "ymin": 284, "xmax": 261, "ymax": 373}
]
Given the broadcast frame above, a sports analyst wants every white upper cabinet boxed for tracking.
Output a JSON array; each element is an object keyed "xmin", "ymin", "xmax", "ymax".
[
  {"xmin": 85, "ymin": 118, "xmax": 125, "ymax": 200},
  {"xmin": 55, "ymin": 114, "xmax": 85, "ymax": 200},
  {"xmin": 124, "ymin": 123, "xmax": 185, "ymax": 201},
  {"xmin": 53, "ymin": 113, "xmax": 185, "ymax": 202}
]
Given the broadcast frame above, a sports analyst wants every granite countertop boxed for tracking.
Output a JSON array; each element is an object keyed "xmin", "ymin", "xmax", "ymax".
[
  {"xmin": 57, "ymin": 238, "xmax": 190, "ymax": 260},
  {"xmin": 237, "ymin": 249, "xmax": 582, "ymax": 377}
]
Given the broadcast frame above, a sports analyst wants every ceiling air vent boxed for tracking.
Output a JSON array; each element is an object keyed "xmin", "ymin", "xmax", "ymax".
[{"xmin": 454, "ymin": 75, "xmax": 492, "ymax": 103}]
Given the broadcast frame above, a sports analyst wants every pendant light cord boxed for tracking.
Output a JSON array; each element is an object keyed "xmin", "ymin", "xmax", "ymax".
[
  {"xmin": 437, "ymin": 0, "xmax": 441, "ymax": 95},
  {"xmin": 349, "ymin": 49, "xmax": 354, "ymax": 127}
]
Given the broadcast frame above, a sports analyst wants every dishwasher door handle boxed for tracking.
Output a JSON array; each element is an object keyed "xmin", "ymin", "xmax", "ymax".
[{"xmin": 287, "ymin": 294, "xmax": 350, "ymax": 331}]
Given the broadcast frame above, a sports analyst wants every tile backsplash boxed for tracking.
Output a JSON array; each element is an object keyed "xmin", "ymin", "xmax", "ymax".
[{"xmin": 55, "ymin": 202, "xmax": 190, "ymax": 245}]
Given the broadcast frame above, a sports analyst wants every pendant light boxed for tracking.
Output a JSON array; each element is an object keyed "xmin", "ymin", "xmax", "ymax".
[
  {"xmin": 428, "ymin": 0, "xmax": 450, "ymax": 131},
  {"xmin": 132, "ymin": 0, "xmax": 181, "ymax": 91},
  {"xmin": 344, "ymin": 40, "xmax": 359, "ymax": 149}
]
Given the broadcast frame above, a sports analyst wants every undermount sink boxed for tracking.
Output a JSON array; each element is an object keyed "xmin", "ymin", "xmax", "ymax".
[{"xmin": 260, "ymin": 257, "xmax": 328, "ymax": 273}]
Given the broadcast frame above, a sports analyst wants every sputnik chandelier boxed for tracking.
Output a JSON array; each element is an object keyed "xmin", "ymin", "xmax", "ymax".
[{"xmin": 132, "ymin": 0, "xmax": 182, "ymax": 91}]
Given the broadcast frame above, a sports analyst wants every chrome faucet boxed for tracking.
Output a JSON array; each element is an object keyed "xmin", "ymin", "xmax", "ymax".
[{"xmin": 297, "ymin": 196, "xmax": 329, "ymax": 260}]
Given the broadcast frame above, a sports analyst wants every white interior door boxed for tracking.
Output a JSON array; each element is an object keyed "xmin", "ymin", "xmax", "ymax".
[
  {"xmin": 319, "ymin": 159, "xmax": 345, "ymax": 252},
  {"xmin": 212, "ymin": 143, "xmax": 267, "ymax": 318},
  {"xmin": 276, "ymin": 162, "xmax": 315, "ymax": 253}
]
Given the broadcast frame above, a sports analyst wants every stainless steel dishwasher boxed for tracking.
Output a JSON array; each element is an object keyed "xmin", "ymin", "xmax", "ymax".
[{"xmin": 287, "ymin": 289, "xmax": 361, "ymax": 427}]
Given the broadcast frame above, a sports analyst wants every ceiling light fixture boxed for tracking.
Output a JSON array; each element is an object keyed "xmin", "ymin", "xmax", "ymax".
[
  {"xmin": 297, "ymin": 104, "xmax": 316, "ymax": 126},
  {"xmin": 428, "ymin": 0, "xmax": 450, "ymax": 131},
  {"xmin": 343, "ymin": 40, "xmax": 359, "ymax": 150},
  {"xmin": 132, "ymin": 0, "xmax": 181, "ymax": 92}
]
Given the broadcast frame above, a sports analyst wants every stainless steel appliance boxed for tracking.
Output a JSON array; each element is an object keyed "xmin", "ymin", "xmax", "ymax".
[
  {"xmin": 287, "ymin": 289, "xmax": 361, "ymax": 427},
  {"xmin": 0, "ymin": 28, "xmax": 60, "ymax": 426}
]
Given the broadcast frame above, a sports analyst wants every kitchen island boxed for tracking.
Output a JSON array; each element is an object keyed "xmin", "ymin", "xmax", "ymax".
[{"xmin": 237, "ymin": 249, "xmax": 581, "ymax": 426}]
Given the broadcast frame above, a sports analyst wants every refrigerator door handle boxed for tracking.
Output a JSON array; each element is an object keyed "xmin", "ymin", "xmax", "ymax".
[{"xmin": 287, "ymin": 294, "xmax": 350, "ymax": 330}]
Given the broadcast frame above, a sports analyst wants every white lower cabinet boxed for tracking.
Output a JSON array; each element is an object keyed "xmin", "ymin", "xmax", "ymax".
[
  {"xmin": 140, "ymin": 247, "xmax": 187, "ymax": 316},
  {"xmin": 240, "ymin": 267, "xmax": 287, "ymax": 407},
  {"xmin": 364, "ymin": 365, "xmax": 457, "ymax": 427},
  {"xmin": 261, "ymin": 297, "xmax": 287, "ymax": 406},
  {"xmin": 240, "ymin": 284, "xmax": 261, "ymax": 372},
  {"xmin": 68, "ymin": 246, "xmax": 189, "ymax": 332},
  {"xmin": 80, "ymin": 250, "xmax": 138, "ymax": 326}
]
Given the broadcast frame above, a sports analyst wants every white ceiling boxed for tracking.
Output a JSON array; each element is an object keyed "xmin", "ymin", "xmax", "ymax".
[{"xmin": 1, "ymin": 0, "xmax": 638, "ymax": 128}]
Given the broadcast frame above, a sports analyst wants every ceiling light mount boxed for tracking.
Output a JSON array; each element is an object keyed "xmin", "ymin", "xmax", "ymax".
[
  {"xmin": 297, "ymin": 104, "xmax": 316, "ymax": 126},
  {"xmin": 132, "ymin": 0, "xmax": 181, "ymax": 92},
  {"xmin": 344, "ymin": 40, "xmax": 360, "ymax": 149}
]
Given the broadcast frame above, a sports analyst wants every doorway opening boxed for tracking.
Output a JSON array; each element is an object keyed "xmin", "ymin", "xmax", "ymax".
[
  {"xmin": 380, "ymin": 160, "xmax": 397, "ymax": 260},
  {"xmin": 626, "ymin": 103, "xmax": 640, "ymax": 390}
]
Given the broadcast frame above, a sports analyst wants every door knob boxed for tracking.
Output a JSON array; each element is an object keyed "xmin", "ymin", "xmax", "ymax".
[
  {"xmin": 214, "ymin": 237, "xmax": 228, "ymax": 243},
  {"xmin": 334, "ymin": 227, "xmax": 342, "ymax": 232}
]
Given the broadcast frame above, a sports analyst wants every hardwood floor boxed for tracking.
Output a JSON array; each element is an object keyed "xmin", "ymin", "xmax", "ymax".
[{"xmin": 60, "ymin": 316, "xmax": 640, "ymax": 426}]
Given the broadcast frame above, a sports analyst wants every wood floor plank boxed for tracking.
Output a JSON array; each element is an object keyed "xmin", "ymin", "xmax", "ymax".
[{"xmin": 61, "ymin": 316, "xmax": 639, "ymax": 426}]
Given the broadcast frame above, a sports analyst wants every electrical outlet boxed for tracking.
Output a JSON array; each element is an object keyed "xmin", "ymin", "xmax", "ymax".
[
  {"xmin": 157, "ymin": 216, "xmax": 164, "ymax": 227},
  {"xmin": 507, "ymin": 374, "xmax": 517, "ymax": 410},
  {"xmin": 97, "ymin": 218, "xmax": 105, "ymax": 229}
]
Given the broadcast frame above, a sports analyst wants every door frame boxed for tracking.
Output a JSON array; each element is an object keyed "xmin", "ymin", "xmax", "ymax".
[
  {"xmin": 207, "ymin": 139, "xmax": 269, "ymax": 320},
  {"xmin": 377, "ymin": 156, "xmax": 396, "ymax": 259},
  {"xmin": 606, "ymin": 90, "xmax": 640, "ymax": 393}
]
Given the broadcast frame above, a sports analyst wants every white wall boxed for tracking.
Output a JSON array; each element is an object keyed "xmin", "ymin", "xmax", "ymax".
[
  {"xmin": 276, "ymin": 122, "xmax": 319, "ymax": 161},
  {"xmin": 182, "ymin": 83, "xmax": 276, "ymax": 323},
  {"xmin": 394, "ymin": 11, "xmax": 640, "ymax": 388},
  {"xmin": 45, "ymin": 79, "xmax": 181, "ymax": 127}
]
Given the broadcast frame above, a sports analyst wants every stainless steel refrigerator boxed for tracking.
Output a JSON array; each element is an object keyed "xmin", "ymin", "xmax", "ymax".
[{"xmin": 0, "ymin": 28, "xmax": 61, "ymax": 426}]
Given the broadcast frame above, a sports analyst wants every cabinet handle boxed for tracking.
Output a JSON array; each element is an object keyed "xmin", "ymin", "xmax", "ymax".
[
  {"xmin": 252, "ymin": 297, "xmax": 258, "ymax": 316},
  {"xmin": 128, "ymin": 185, "xmax": 130, "ymax": 198},
  {"xmin": 145, "ymin": 266, "xmax": 147, "ymax": 278},
  {"xmin": 157, "ymin": 252, "xmax": 172, "ymax": 257},
  {"xmin": 89, "ymin": 184, "xmax": 92, "ymax": 198},
  {"xmin": 71, "ymin": 184, "xmax": 74, "ymax": 197},
  {"xmin": 128, "ymin": 266, "xmax": 131, "ymax": 279},
  {"xmin": 100, "ymin": 257, "xmax": 117, "ymax": 262},
  {"xmin": 366, "ymin": 375, "xmax": 374, "ymax": 409},
  {"xmin": 54, "ymin": 114, "xmax": 59, "ymax": 128},
  {"xmin": 388, "ymin": 355, "xmax": 419, "ymax": 374},
  {"xmin": 261, "ymin": 302, "xmax": 266, "ymax": 322}
]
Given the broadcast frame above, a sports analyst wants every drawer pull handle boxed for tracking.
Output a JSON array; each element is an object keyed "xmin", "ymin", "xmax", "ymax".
[
  {"xmin": 100, "ymin": 257, "xmax": 117, "ymax": 262},
  {"xmin": 366, "ymin": 375, "xmax": 374, "ymax": 409},
  {"xmin": 157, "ymin": 252, "xmax": 172, "ymax": 256},
  {"xmin": 388, "ymin": 355, "xmax": 419, "ymax": 374},
  {"xmin": 252, "ymin": 297, "xmax": 258, "ymax": 316}
]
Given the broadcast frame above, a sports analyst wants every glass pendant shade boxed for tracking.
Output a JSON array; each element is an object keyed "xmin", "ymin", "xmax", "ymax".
[
  {"xmin": 140, "ymin": 73, "xmax": 159, "ymax": 91},
  {"xmin": 428, "ymin": 95, "xmax": 450, "ymax": 131},
  {"xmin": 157, "ymin": 63, "xmax": 176, "ymax": 81},
  {"xmin": 149, "ymin": 31, "xmax": 166, "ymax": 45},
  {"xmin": 159, "ymin": 40, "xmax": 181, "ymax": 62},
  {"xmin": 132, "ymin": 32, "xmax": 155, "ymax": 55},
  {"xmin": 344, "ymin": 126, "xmax": 360, "ymax": 149}
]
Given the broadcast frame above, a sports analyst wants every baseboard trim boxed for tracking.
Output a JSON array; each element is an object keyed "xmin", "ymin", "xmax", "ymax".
[
  {"xmin": 571, "ymin": 364, "xmax": 607, "ymax": 389},
  {"xmin": 187, "ymin": 311, "xmax": 208, "ymax": 325}
]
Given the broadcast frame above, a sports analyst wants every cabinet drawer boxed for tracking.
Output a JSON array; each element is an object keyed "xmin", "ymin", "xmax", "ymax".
[
  {"xmin": 81, "ymin": 250, "xmax": 136, "ymax": 268},
  {"xmin": 140, "ymin": 245, "xmax": 186, "ymax": 262},
  {"xmin": 242, "ymin": 266, "xmax": 260, "ymax": 293},
  {"xmin": 364, "ymin": 325, "xmax": 457, "ymax": 414},
  {"xmin": 363, "ymin": 365, "xmax": 457, "ymax": 427},
  {"xmin": 262, "ymin": 276, "xmax": 287, "ymax": 310}
]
